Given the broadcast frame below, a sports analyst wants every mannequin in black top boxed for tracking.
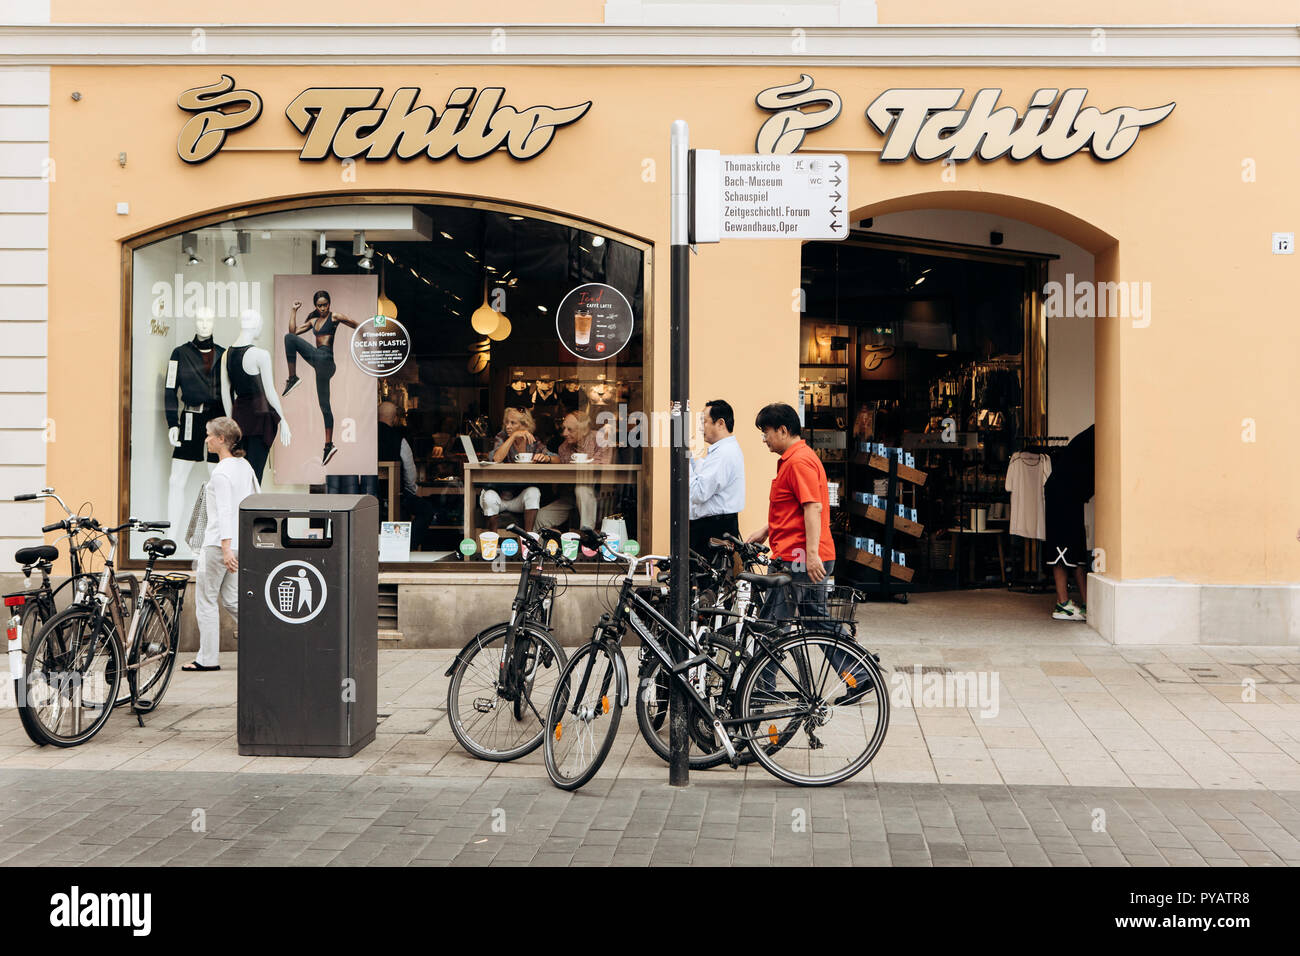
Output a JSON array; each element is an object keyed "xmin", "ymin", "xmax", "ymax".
[
  {"xmin": 283, "ymin": 290, "xmax": 359, "ymax": 467},
  {"xmin": 221, "ymin": 310, "xmax": 292, "ymax": 482},
  {"xmin": 165, "ymin": 312, "xmax": 225, "ymax": 542}
]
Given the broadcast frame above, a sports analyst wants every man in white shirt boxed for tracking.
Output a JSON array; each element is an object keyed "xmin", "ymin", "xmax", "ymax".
[{"xmin": 689, "ymin": 399, "xmax": 746, "ymax": 557}]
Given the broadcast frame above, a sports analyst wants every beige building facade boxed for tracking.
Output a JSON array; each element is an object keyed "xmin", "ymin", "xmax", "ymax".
[{"xmin": 1, "ymin": 2, "xmax": 1297, "ymax": 644}]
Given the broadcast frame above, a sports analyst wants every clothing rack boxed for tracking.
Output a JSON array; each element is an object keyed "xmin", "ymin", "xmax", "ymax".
[{"xmin": 1007, "ymin": 435, "xmax": 1071, "ymax": 592}]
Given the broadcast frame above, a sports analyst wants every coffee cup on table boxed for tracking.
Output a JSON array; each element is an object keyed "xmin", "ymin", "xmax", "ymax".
[
  {"xmin": 571, "ymin": 452, "xmax": 591, "ymax": 463},
  {"xmin": 515, "ymin": 453, "xmax": 533, "ymax": 463}
]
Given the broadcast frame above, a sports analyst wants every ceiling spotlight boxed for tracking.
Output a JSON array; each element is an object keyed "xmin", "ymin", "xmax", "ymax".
[
  {"xmin": 352, "ymin": 230, "xmax": 367, "ymax": 256},
  {"xmin": 537, "ymin": 305, "xmax": 547, "ymax": 313},
  {"xmin": 591, "ymin": 235, "xmax": 605, "ymax": 247},
  {"xmin": 357, "ymin": 246, "xmax": 374, "ymax": 270},
  {"xmin": 222, "ymin": 245, "xmax": 238, "ymax": 267},
  {"xmin": 182, "ymin": 232, "xmax": 201, "ymax": 266},
  {"xmin": 464, "ymin": 250, "xmax": 477, "ymax": 261},
  {"xmin": 440, "ymin": 231, "xmax": 454, "ymax": 240},
  {"xmin": 321, "ymin": 248, "xmax": 338, "ymax": 269},
  {"xmin": 507, "ymin": 277, "xmax": 518, "ymax": 287},
  {"xmin": 508, "ymin": 216, "xmax": 524, "ymax": 221}
]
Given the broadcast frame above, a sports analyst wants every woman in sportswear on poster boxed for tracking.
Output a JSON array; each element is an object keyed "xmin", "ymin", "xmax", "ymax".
[{"xmin": 283, "ymin": 290, "xmax": 359, "ymax": 467}]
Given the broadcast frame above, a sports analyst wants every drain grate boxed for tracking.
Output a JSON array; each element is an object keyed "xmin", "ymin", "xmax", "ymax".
[{"xmin": 1137, "ymin": 662, "xmax": 1296, "ymax": 686}]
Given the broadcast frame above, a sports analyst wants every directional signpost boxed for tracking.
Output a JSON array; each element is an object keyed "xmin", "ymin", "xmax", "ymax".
[
  {"xmin": 666, "ymin": 126, "xmax": 848, "ymax": 787},
  {"xmin": 691, "ymin": 151, "xmax": 850, "ymax": 242}
]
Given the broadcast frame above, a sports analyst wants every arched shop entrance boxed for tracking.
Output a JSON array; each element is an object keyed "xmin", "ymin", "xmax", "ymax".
[{"xmin": 799, "ymin": 193, "xmax": 1113, "ymax": 611}]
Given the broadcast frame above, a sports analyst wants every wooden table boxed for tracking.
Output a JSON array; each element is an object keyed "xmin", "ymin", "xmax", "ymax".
[{"xmin": 463, "ymin": 462, "xmax": 640, "ymax": 538}]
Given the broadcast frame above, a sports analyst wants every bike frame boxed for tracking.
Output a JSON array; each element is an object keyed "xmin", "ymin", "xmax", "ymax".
[{"xmin": 570, "ymin": 552, "xmax": 831, "ymax": 765}]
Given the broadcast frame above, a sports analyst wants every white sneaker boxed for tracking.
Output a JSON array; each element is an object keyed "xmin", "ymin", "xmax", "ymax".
[{"xmin": 1052, "ymin": 600, "xmax": 1086, "ymax": 621}]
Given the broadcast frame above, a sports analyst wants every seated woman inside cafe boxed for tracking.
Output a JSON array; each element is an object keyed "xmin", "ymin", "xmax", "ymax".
[
  {"xmin": 479, "ymin": 407, "xmax": 566, "ymax": 532},
  {"xmin": 478, "ymin": 407, "xmax": 618, "ymax": 533}
]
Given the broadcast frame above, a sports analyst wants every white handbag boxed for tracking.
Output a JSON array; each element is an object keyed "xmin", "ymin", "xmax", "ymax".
[{"xmin": 600, "ymin": 514, "xmax": 628, "ymax": 543}]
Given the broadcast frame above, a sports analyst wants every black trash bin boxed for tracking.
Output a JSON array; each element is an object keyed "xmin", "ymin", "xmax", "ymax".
[{"xmin": 237, "ymin": 494, "xmax": 377, "ymax": 757}]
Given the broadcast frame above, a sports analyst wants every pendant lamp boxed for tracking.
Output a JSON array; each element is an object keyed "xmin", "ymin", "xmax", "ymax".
[
  {"xmin": 470, "ymin": 279, "xmax": 502, "ymax": 336},
  {"xmin": 377, "ymin": 261, "xmax": 397, "ymax": 319}
]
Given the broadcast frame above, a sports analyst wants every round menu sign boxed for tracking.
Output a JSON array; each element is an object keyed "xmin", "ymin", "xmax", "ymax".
[
  {"xmin": 351, "ymin": 315, "xmax": 411, "ymax": 377},
  {"xmin": 556, "ymin": 283, "xmax": 634, "ymax": 361}
]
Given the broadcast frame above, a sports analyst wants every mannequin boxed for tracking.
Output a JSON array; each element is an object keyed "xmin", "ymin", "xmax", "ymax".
[
  {"xmin": 221, "ymin": 309, "xmax": 291, "ymax": 482},
  {"xmin": 165, "ymin": 312, "xmax": 225, "ymax": 542}
]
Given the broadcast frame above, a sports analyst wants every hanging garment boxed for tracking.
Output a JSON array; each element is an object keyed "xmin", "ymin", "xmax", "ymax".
[{"xmin": 1005, "ymin": 451, "xmax": 1052, "ymax": 540}]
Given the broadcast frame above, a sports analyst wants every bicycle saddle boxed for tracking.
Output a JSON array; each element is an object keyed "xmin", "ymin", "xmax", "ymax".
[
  {"xmin": 737, "ymin": 572, "xmax": 791, "ymax": 589},
  {"xmin": 143, "ymin": 537, "xmax": 177, "ymax": 558},
  {"xmin": 15, "ymin": 545, "xmax": 58, "ymax": 566}
]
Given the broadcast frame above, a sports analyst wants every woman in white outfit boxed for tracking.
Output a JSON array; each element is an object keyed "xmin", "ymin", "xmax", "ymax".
[{"xmin": 184, "ymin": 416, "xmax": 259, "ymax": 672}]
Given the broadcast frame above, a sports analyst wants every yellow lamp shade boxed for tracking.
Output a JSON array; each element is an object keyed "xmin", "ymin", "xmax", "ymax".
[
  {"xmin": 471, "ymin": 302, "xmax": 500, "ymax": 335},
  {"xmin": 487, "ymin": 314, "xmax": 512, "ymax": 341},
  {"xmin": 377, "ymin": 292, "xmax": 398, "ymax": 319}
]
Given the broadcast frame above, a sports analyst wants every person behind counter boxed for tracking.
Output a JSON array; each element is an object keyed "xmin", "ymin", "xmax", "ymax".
[{"xmin": 377, "ymin": 401, "xmax": 434, "ymax": 549}]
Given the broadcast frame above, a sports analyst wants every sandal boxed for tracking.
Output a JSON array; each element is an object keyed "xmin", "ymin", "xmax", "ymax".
[{"xmin": 181, "ymin": 661, "xmax": 221, "ymax": 672}]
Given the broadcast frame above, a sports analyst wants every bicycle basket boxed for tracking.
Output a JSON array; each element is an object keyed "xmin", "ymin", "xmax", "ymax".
[{"xmin": 773, "ymin": 582, "xmax": 865, "ymax": 623}]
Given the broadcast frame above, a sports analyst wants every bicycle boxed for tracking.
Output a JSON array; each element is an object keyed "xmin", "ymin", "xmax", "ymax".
[
  {"xmin": 5, "ymin": 489, "xmax": 102, "ymax": 741},
  {"xmin": 445, "ymin": 524, "xmax": 573, "ymax": 761},
  {"xmin": 634, "ymin": 534, "xmax": 880, "ymax": 770},
  {"xmin": 19, "ymin": 516, "xmax": 183, "ymax": 747},
  {"xmin": 543, "ymin": 529, "xmax": 889, "ymax": 790}
]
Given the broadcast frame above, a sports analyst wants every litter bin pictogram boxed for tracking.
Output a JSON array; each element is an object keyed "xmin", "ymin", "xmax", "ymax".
[{"xmin": 277, "ymin": 579, "xmax": 295, "ymax": 613}]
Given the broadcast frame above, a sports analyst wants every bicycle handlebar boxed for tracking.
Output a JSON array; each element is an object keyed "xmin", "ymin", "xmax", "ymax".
[{"xmin": 503, "ymin": 524, "xmax": 575, "ymax": 570}]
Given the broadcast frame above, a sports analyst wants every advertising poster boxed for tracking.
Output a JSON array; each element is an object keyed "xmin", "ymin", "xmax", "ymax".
[
  {"xmin": 273, "ymin": 274, "xmax": 378, "ymax": 484},
  {"xmin": 556, "ymin": 282, "xmax": 633, "ymax": 360}
]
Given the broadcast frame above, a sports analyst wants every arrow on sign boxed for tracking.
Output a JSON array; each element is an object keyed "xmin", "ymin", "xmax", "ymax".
[
  {"xmin": 830, "ymin": 176, "xmax": 842, "ymax": 187},
  {"xmin": 829, "ymin": 206, "xmax": 843, "ymax": 216},
  {"xmin": 829, "ymin": 221, "xmax": 841, "ymax": 231},
  {"xmin": 830, "ymin": 192, "xmax": 842, "ymax": 202},
  {"xmin": 831, "ymin": 161, "xmax": 842, "ymax": 171}
]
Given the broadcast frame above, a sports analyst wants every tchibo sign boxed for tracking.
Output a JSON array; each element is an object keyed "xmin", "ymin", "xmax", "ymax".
[{"xmin": 754, "ymin": 74, "xmax": 1175, "ymax": 161}]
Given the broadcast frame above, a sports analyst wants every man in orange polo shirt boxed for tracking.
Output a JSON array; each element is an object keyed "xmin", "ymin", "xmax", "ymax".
[
  {"xmin": 746, "ymin": 402, "xmax": 872, "ymax": 702},
  {"xmin": 746, "ymin": 402, "xmax": 836, "ymax": 582}
]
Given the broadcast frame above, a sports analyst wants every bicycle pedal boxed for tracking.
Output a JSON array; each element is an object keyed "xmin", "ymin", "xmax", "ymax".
[{"xmin": 473, "ymin": 697, "xmax": 494, "ymax": 714}]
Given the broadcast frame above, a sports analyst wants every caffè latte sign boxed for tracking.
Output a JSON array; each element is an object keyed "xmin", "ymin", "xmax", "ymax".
[
  {"xmin": 755, "ymin": 74, "xmax": 1174, "ymax": 161},
  {"xmin": 177, "ymin": 75, "xmax": 591, "ymax": 164}
]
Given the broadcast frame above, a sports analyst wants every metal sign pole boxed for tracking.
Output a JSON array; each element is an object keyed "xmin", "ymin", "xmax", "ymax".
[{"xmin": 668, "ymin": 120, "xmax": 691, "ymax": 787}]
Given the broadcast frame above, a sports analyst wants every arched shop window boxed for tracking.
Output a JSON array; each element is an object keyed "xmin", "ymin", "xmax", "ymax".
[{"xmin": 125, "ymin": 199, "xmax": 648, "ymax": 567}]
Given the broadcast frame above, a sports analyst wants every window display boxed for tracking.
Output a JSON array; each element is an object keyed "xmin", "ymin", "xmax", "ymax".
[{"xmin": 127, "ymin": 201, "xmax": 646, "ymax": 567}]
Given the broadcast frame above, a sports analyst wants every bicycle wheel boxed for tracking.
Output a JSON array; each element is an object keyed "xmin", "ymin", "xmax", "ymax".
[
  {"xmin": 13, "ymin": 601, "xmax": 54, "ymax": 746},
  {"xmin": 447, "ymin": 625, "xmax": 567, "ymax": 762},
  {"xmin": 22, "ymin": 607, "xmax": 123, "ymax": 747},
  {"xmin": 127, "ymin": 596, "xmax": 178, "ymax": 713},
  {"xmin": 635, "ymin": 633, "xmax": 740, "ymax": 770},
  {"xmin": 735, "ymin": 631, "xmax": 888, "ymax": 787},
  {"xmin": 543, "ymin": 641, "xmax": 623, "ymax": 790}
]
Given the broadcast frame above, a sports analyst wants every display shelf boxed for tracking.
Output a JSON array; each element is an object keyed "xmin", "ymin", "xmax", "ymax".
[
  {"xmin": 844, "ymin": 546, "xmax": 915, "ymax": 582},
  {"xmin": 852, "ymin": 452, "xmax": 928, "ymax": 486},
  {"xmin": 846, "ymin": 501, "xmax": 924, "ymax": 538}
]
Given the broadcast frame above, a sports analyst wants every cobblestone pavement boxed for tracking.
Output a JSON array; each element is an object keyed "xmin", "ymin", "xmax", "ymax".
[
  {"xmin": 0, "ymin": 769, "xmax": 1297, "ymax": 867},
  {"xmin": 1, "ymin": 626, "xmax": 1296, "ymax": 790}
]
